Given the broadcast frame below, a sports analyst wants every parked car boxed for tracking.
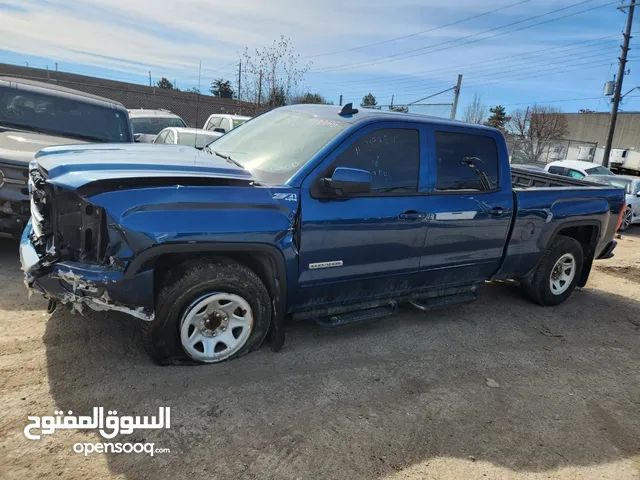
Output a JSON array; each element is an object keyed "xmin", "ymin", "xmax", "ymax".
[
  {"xmin": 129, "ymin": 109, "xmax": 186, "ymax": 143},
  {"xmin": 153, "ymin": 127, "xmax": 223, "ymax": 150},
  {"xmin": 544, "ymin": 159, "xmax": 614, "ymax": 179},
  {"xmin": 587, "ymin": 174, "xmax": 640, "ymax": 231},
  {"xmin": 0, "ymin": 76, "xmax": 132, "ymax": 237},
  {"xmin": 203, "ymin": 113, "xmax": 250, "ymax": 134},
  {"xmin": 21, "ymin": 104, "xmax": 625, "ymax": 365}
]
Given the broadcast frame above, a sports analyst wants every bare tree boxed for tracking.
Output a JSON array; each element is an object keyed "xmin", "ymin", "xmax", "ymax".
[
  {"xmin": 508, "ymin": 104, "xmax": 569, "ymax": 164},
  {"xmin": 463, "ymin": 93, "xmax": 486, "ymax": 124},
  {"xmin": 241, "ymin": 36, "xmax": 311, "ymax": 106}
]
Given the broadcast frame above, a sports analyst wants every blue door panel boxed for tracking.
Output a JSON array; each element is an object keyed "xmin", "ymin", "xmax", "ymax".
[
  {"xmin": 419, "ymin": 126, "xmax": 514, "ymax": 287},
  {"xmin": 296, "ymin": 121, "xmax": 431, "ymax": 310}
]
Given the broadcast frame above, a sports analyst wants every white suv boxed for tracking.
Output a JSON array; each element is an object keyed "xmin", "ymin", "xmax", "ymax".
[{"xmin": 203, "ymin": 114, "xmax": 250, "ymax": 134}]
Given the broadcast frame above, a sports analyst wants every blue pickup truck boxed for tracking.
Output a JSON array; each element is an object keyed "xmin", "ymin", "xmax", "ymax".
[{"xmin": 20, "ymin": 104, "xmax": 625, "ymax": 365}]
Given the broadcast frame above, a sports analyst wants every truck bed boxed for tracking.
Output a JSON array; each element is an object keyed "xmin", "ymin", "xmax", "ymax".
[
  {"xmin": 497, "ymin": 165, "xmax": 625, "ymax": 282},
  {"xmin": 511, "ymin": 165, "xmax": 596, "ymax": 188}
]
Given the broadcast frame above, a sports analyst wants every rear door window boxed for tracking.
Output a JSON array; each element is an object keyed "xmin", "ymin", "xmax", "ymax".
[
  {"xmin": 567, "ymin": 169, "xmax": 585, "ymax": 179},
  {"xmin": 434, "ymin": 131, "xmax": 499, "ymax": 191},
  {"xmin": 547, "ymin": 166, "xmax": 566, "ymax": 176}
]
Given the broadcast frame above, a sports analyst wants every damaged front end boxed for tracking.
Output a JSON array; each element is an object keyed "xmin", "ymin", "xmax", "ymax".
[{"xmin": 20, "ymin": 163, "xmax": 154, "ymax": 320}]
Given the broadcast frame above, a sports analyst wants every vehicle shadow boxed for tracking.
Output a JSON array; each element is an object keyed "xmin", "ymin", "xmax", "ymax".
[
  {"xmin": 40, "ymin": 278, "xmax": 640, "ymax": 478},
  {"xmin": 0, "ymin": 238, "xmax": 47, "ymax": 311}
]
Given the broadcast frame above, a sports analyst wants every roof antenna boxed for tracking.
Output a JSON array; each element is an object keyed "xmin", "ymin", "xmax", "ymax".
[{"xmin": 339, "ymin": 102, "xmax": 359, "ymax": 116}]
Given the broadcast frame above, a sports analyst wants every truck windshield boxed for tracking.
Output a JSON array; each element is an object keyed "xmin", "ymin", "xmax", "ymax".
[
  {"xmin": 0, "ymin": 86, "xmax": 131, "ymax": 142},
  {"xmin": 585, "ymin": 165, "xmax": 613, "ymax": 175},
  {"xmin": 207, "ymin": 109, "xmax": 349, "ymax": 184}
]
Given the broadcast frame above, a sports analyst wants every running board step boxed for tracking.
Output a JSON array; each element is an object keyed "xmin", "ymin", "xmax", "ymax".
[
  {"xmin": 313, "ymin": 304, "xmax": 397, "ymax": 328},
  {"xmin": 408, "ymin": 291, "xmax": 477, "ymax": 312}
]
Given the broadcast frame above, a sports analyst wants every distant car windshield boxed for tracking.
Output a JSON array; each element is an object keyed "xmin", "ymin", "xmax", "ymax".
[
  {"xmin": 0, "ymin": 86, "xmax": 131, "ymax": 142},
  {"xmin": 585, "ymin": 165, "xmax": 613, "ymax": 175},
  {"xmin": 232, "ymin": 119, "xmax": 247, "ymax": 127},
  {"xmin": 589, "ymin": 175, "xmax": 633, "ymax": 194},
  {"xmin": 178, "ymin": 132, "xmax": 220, "ymax": 149},
  {"xmin": 207, "ymin": 109, "xmax": 349, "ymax": 184},
  {"xmin": 131, "ymin": 117, "xmax": 186, "ymax": 135}
]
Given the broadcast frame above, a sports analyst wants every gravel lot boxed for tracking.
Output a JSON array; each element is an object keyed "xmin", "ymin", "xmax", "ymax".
[{"xmin": 1, "ymin": 231, "xmax": 640, "ymax": 480}]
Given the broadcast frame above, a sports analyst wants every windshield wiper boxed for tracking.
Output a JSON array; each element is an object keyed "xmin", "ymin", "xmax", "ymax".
[{"xmin": 212, "ymin": 150, "xmax": 245, "ymax": 169}]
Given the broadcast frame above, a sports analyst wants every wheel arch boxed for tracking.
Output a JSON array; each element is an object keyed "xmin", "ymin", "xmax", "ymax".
[
  {"xmin": 125, "ymin": 243, "xmax": 288, "ymax": 350},
  {"xmin": 541, "ymin": 221, "xmax": 601, "ymax": 287}
]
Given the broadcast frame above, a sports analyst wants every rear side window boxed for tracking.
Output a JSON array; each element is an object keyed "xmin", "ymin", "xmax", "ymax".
[
  {"xmin": 206, "ymin": 117, "xmax": 221, "ymax": 130},
  {"xmin": 547, "ymin": 166, "xmax": 566, "ymax": 176},
  {"xmin": 333, "ymin": 128, "xmax": 420, "ymax": 193},
  {"xmin": 435, "ymin": 132, "xmax": 499, "ymax": 191}
]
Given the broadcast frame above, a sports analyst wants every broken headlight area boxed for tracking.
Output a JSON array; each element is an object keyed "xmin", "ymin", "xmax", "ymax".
[
  {"xmin": 31, "ymin": 262, "xmax": 155, "ymax": 321},
  {"xmin": 30, "ymin": 166, "xmax": 109, "ymax": 266}
]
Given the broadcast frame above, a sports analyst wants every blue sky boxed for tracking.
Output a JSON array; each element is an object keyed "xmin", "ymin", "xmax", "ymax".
[{"xmin": 1, "ymin": 0, "xmax": 639, "ymax": 118}]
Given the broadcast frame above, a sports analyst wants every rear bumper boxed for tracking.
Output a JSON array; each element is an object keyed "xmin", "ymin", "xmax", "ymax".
[
  {"xmin": 596, "ymin": 240, "xmax": 617, "ymax": 260},
  {"xmin": 21, "ymin": 222, "xmax": 155, "ymax": 321}
]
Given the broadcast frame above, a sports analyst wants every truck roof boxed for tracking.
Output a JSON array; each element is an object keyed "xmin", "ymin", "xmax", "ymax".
[
  {"xmin": 282, "ymin": 103, "xmax": 501, "ymax": 133},
  {"xmin": 128, "ymin": 109, "xmax": 184, "ymax": 119},
  {"xmin": 0, "ymin": 76, "xmax": 126, "ymax": 108}
]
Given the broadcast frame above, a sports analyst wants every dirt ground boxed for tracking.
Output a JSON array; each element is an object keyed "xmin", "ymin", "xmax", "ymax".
[{"xmin": 1, "ymin": 232, "xmax": 640, "ymax": 480}]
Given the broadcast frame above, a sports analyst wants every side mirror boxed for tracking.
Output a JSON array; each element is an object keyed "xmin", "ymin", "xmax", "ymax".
[
  {"xmin": 133, "ymin": 133, "xmax": 142, "ymax": 142},
  {"xmin": 324, "ymin": 167, "xmax": 371, "ymax": 196},
  {"xmin": 636, "ymin": 191, "xmax": 640, "ymax": 197},
  {"xmin": 214, "ymin": 127, "xmax": 226, "ymax": 134}
]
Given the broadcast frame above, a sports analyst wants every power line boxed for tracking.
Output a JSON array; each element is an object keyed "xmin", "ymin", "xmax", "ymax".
[
  {"xmin": 501, "ymin": 96, "xmax": 604, "ymax": 106},
  {"xmin": 304, "ymin": 0, "xmax": 531, "ymax": 59},
  {"xmin": 327, "ymin": 42, "xmax": 618, "ymax": 97},
  {"xmin": 320, "ymin": 35, "xmax": 619, "ymax": 91},
  {"xmin": 311, "ymin": 0, "xmax": 616, "ymax": 73}
]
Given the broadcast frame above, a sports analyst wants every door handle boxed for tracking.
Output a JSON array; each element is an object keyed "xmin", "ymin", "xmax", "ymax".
[
  {"xmin": 399, "ymin": 211, "xmax": 427, "ymax": 220},
  {"xmin": 488, "ymin": 207, "xmax": 506, "ymax": 216}
]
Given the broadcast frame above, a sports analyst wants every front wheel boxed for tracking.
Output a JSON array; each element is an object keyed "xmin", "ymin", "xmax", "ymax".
[
  {"xmin": 142, "ymin": 258, "xmax": 271, "ymax": 365},
  {"xmin": 522, "ymin": 235, "xmax": 584, "ymax": 306},
  {"xmin": 619, "ymin": 208, "xmax": 632, "ymax": 232}
]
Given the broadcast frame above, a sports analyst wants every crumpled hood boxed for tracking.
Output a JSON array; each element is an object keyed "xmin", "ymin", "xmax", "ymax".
[
  {"xmin": 0, "ymin": 130, "xmax": 87, "ymax": 165},
  {"xmin": 34, "ymin": 143, "xmax": 255, "ymax": 190}
]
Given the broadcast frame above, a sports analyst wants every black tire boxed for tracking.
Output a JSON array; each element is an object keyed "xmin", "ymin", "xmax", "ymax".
[
  {"xmin": 141, "ymin": 258, "xmax": 271, "ymax": 365},
  {"xmin": 521, "ymin": 235, "xmax": 584, "ymax": 306},
  {"xmin": 619, "ymin": 207, "xmax": 632, "ymax": 232}
]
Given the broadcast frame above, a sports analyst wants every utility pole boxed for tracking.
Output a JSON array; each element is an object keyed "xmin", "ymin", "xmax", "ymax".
[
  {"xmin": 603, "ymin": 0, "xmax": 635, "ymax": 168},
  {"xmin": 339, "ymin": 95, "xmax": 343, "ymax": 106},
  {"xmin": 391, "ymin": 94, "xmax": 394, "ymax": 107},
  {"xmin": 55, "ymin": 62, "xmax": 58, "ymax": 72},
  {"xmin": 237, "ymin": 61, "xmax": 242, "ymax": 102},
  {"xmin": 149, "ymin": 71, "xmax": 152, "ymax": 87},
  {"xmin": 450, "ymin": 74, "xmax": 463, "ymax": 120},
  {"xmin": 257, "ymin": 70, "xmax": 263, "ymax": 106}
]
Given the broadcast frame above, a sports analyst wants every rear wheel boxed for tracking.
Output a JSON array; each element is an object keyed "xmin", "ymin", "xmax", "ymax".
[
  {"xmin": 522, "ymin": 235, "xmax": 584, "ymax": 306},
  {"xmin": 142, "ymin": 258, "xmax": 271, "ymax": 365}
]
